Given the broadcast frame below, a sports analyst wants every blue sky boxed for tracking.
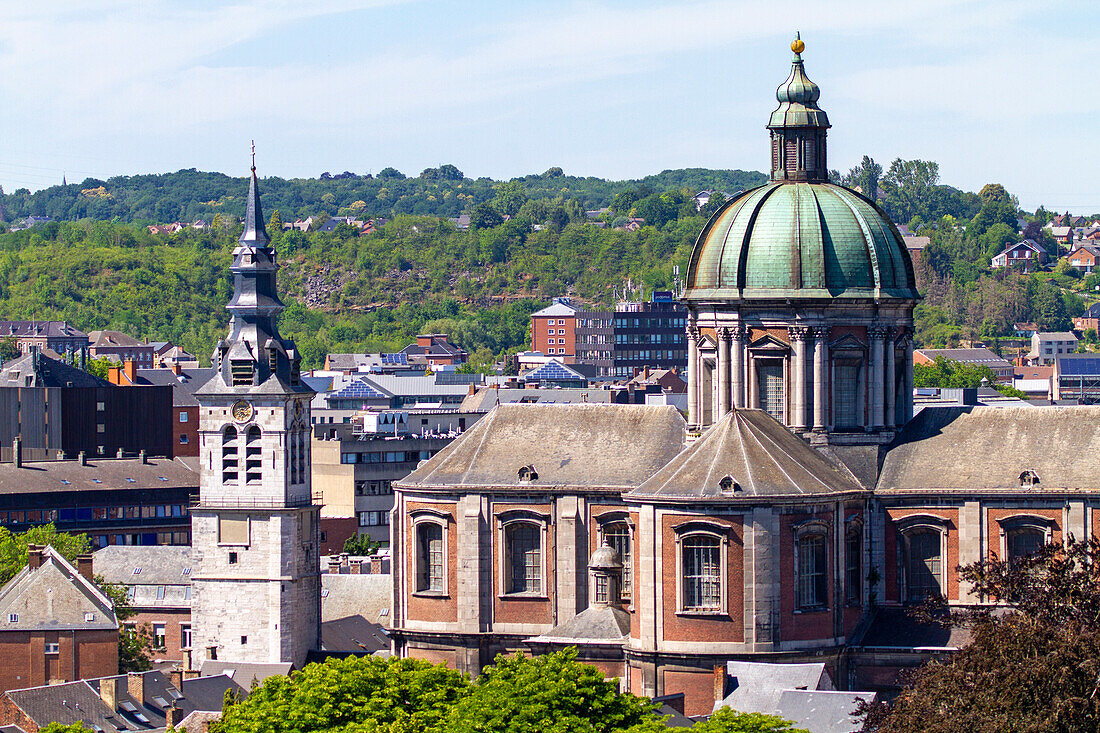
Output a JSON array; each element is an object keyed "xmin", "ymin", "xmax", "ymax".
[{"xmin": 0, "ymin": 0, "xmax": 1096, "ymax": 211}]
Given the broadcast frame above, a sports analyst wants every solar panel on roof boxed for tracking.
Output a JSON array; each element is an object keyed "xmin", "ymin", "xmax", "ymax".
[
  {"xmin": 329, "ymin": 380, "xmax": 387, "ymax": 400},
  {"xmin": 1060, "ymin": 357, "xmax": 1100, "ymax": 376},
  {"xmin": 527, "ymin": 361, "xmax": 584, "ymax": 381}
]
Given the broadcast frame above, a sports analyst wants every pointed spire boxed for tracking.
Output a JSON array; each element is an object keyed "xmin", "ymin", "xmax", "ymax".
[{"xmin": 240, "ymin": 140, "xmax": 270, "ymax": 246}]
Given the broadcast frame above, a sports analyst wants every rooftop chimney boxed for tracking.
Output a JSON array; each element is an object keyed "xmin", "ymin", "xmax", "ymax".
[
  {"xmin": 127, "ymin": 671, "xmax": 146, "ymax": 705},
  {"xmin": 100, "ymin": 677, "xmax": 119, "ymax": 711},
  {"xmin": 77, "ymin": 554, "xmax": 94, "ymax": 582},
  {"xmin": 78, "ymin": 451, "xmax": 87, "ymax": 466},
  {"xmin": 172, "ymin": 362, "xmax": 182, "ymax": 375},
  {"xmin": 27, "ymin": 544, "xmax": 44, "ymax": 570},
  {"xmin": 12, "ymin": 437, "xmax": 21, "ymax": 468},
  {"xmin": 123, "ymin": 359, "xmax": 137, "ymax": 383},
  {"xmin": 166, "ymin": 705, "xmax": 184, "ymax": 729},
  {"xmin": 168, "ymin": 670, "xmax": 183, "ymax": 691},
  {"xmin": 139, "ymin": 449, "xmax": 147, "ymax": 464}
]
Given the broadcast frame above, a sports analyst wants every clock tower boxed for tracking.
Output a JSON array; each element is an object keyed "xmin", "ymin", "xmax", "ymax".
[{"xmin": 190, "ymin": 152, "xmax": 320, "ymax": 668}]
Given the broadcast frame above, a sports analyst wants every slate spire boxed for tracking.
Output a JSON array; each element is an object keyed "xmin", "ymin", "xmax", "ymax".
[{"xmin": 240, "ymin": 141, "xmax": 270, "ymax": 245}]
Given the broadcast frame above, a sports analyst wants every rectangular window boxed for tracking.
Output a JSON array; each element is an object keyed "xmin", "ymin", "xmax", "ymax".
[
  {"xmin": 797, "ymin": 534, "xmax": 828, "ymax": 609},
  {"xmin": 604, "ymin": 523, "xmax": 632, "ymax": 600},
  {"xmin": 179, "ymin": 435, "xmax": 189, "ymax": 444},
  {"xmin": 417, "ymin": 523, "xmax": 444, "ymax": 592},
  {"xmin": 845, "ymin": 529, "xmax": 862, "ymax": 605},
  {"xmin": 230, "ymin": 360, "xmax": 254, "ymax": 386},
  {"xmin": 45, "ymin": 642, "xmax": 59, "ymax": 654},
  {"xmin": 179, "ymin": 411, "xmax": 188, "ymax": 423},
  {"xmin": 153, "ymin": 623, "xmax": 166, "ymax": 649},
  {"xmin": 507, "ymin": 524, "xmax": 541, "ymax": 594},
  {"xmin": 682, "ymin": 536, "xmax": 721, "ymax": 610},
  {"xmin": 758, "ymin": 361, "xmax": 786, "ymax": 423}
]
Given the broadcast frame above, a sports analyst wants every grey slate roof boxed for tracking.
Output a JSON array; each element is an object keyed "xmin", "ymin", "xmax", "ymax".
[
  {"xmin": 0, "ymin": 321, "xmax": 86, "ymax": 339},
  {"xmin": 198, "ymin": 662, "xmax": 291, "ymax": 689},
  {"xmin": 915, "ymin": 347, "xmax": 1012, "ymax": 369},
  {"xmin": 130, "ymin": 368, "xmax": 215, "ymax": 407},
  {"xmin": 878, "ymin": 406, "xmax": 1100, "ymax": 492},
  {"xmin": 631, "ymin": 410, "xmax": 863, "ymax": 501},
  {"xmin": 398, "ymin": 404, "xmax": 685, "ymax": 491},
  {"xmin": 0, "ymin": 546, "xmax": 116, "ymax": 632},
  {"xmin": 772, "ymin": 690, "xmax": 876, "ymax": 733},
  {"xmin": 95, "ymin": 546, "xmax": 193, "ymax": 586},
  {"xmin": 526, "ymin": 605, "xmax": 630, "ymax": 645},
  {"xmin": 0, "ymin": 456, "xmax": 196, "ymax": 494},
  {"xmin": 458, "ymin": 387, "xmax": 613, "ymax": 413},
  {"xmin": 715, "ymin": 661, "xmax": 834, "ymax": 715},
  {"xmin": 322, "ymin": 572, "xmax": 391, "ymax": 626},
  {"xmin": 0, "ymin": 351, "xmax": 111, "ymax": 388},
  {"xmin": 320, "ymin": 614, "xmax": 389, "ymax": 653}
]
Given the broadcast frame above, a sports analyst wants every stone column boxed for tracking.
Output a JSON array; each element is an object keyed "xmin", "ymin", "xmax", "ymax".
[
  {"xmin": 717, "ymin": 327, "xmax": 732, "ymax": 419},
  {"xmin": 869, "ymin": 326, "xmax": 886, "ymax": 430},
  {"xmin": 903, "ymin": 337, "xmax": 914, "ymax": 423},
  {"xmin": 686, "ymin": 327, "xmax": 700, "ymax": 428},
  {"xmin": 812, "ymin": 326, "xmax": 829, "ymax": 432},
  {"xmin": 788, "ymin": 327, "xmax": 808, "ymax": 431},
  {"xmin": 884, "ymin": 329, "xmax": 897, "ymax": 429},
  {"xmin": 732, "ymin": 325, "xmax": 746, "ymax": 409}
]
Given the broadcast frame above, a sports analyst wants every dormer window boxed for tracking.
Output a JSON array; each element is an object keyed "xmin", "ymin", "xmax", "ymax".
[
  {"xmin": 231, "ymin": 360, "xmax": 254, "ymax": 386},
  {"xmin": 1020, "ymin": 470, "xmax": 1040, "ymax": 488},
  {"xmin": 718, "ymin": 475, "xmax": 740, "ymax": 493},
  {"xmin": 517, "ymin": 465, "xmax": 538, "ymax": 482}
]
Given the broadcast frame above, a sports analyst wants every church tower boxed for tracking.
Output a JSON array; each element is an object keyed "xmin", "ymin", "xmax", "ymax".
[{"xmin": 190, "ymin": 152, "xmax": 319, "ymax": 668}]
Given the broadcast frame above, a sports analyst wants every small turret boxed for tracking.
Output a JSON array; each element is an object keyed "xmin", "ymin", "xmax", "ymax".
[
  {"xmin": 768, "ymin": 33, "xmax": 831, "ymax": 183},
  {"xmin": 589, "ymin": 542, "xmax": 624, "ymax": 609}
]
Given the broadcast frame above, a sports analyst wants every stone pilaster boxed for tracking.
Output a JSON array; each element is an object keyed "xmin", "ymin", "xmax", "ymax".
[
  {"xmin": 732, "ymin": 325, "xmax": 747, "ymax": 409},
  {"xmin": 869, "ymin": 326, "xmax": 887, "ymax": 430},
  {"xmin": 717, "ymin": 327, "xmax": 732, "ymax": 419},
  {"xmin": 788, "ymin": 326, "xmax": 808, "ymax": 430},
  {"xmin": 812, "ymin": 326, "xmax": 829, "ymax": 432},
  {"xmin": 884, "ymin": 328, "xmax": 897, "ymax": 429},
  {"xmin": 686, "ymin": 327, "xmax": 700, "ymax": 428}
]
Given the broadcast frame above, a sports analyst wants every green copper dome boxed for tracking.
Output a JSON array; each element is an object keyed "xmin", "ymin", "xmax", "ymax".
[{"xmin": 685, "ymin": 181, "xmax": 919, "ymax": 301}]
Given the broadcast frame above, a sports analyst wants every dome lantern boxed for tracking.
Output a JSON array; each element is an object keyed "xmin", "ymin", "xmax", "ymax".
[{"xmin": 768, "ymin": 33, "xmax": 830, "ymax": 183}]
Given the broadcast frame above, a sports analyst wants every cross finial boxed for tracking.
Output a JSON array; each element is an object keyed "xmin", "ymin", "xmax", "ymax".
[{"xmin": 250, "ymin": 140, "xmax": 256, "ymax": 173}]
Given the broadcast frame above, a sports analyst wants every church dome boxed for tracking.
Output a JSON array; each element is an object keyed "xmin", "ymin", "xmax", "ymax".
[
  {"xmin": 684, "ymin": 36, "xmax": 918, "ymax": 302},
  {"xmin": 685, "ymin": 181, "xmax": 918, "ymax": 300}
]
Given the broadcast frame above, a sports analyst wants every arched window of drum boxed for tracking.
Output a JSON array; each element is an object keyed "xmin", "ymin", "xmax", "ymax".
[
  {"xmin": 681, "ymin": 534, "xmax": 721, "ymax": 611},
  {"xmin": 1008, "ymin": 527, "xmax": 1045, "ymax": 561},
  {"xmin": 603, "ymin": 522, "xmax": 632, "ymax": 600},
  {"xmin": 905, "ymin": 529, "xmax": 943, "ymax": 602},
  {"xmin": 757, "ymin": 361, "xmax": 785, "ymax": 422},
  {"xmin": 245, "ymin": 426, "xmax": 262, "ymax": 484},
  {"xmin": 416, "ymin": 523, "xmax": 444, "ymax": 592},
  {"xmin": 796, "ymin": 532, "xmax": 828, "ymax": 609},
  {"xmin": 505, "ymin": 522, "xmax": 541, "ymax": 594},
  {"xmin": 221, "ymin": 427, "xmax": 239, "ymax": 484}
]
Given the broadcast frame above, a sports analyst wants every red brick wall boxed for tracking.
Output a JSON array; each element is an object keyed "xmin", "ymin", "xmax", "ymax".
[
  {"xmin": 0, "ymin": 629, "xmax": 117, "ymax": 693},
  {"xmin": 407, "ymin": 646, "xmax": 458, "ymax": 667},
  {"xmin": 779, "ymin": 511, "xmax": 834, "ymax": 643},
  {"xmin": 173, "ymin": 406, "xmax": 199, "ymax": 458},
  {"xmin": 885, "ymin": 508, "xmax": 961, "ymax": 601},
  {"xmin": 659, "ymin": 514, "xmax": 744, "ymax": 644},
  {"xmin": 319, "ymin": 517, "xmax": 358, "ymax": 555},
  {"xmin": 532, "ymin": 316, "xmax": 576, "ymax": 357},
  {"xmin": 662, "ymin": 668, "xmax": 716, "ymax": 717},
  {"xmin": 492, "ymin": 503, "xmax": 553, "ymax": 626},
  {"xmin": 0, "ymin": 694, "xmax": 36, "ymax": 733},
  {"xmin": 126, "ymin": 610, "xmax": 190, "ymax": 664},
  {"xmin": 405, "ymin": 502, "xmax": 458, "ymax": 625}
]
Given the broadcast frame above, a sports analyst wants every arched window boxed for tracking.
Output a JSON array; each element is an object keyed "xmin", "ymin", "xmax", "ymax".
[
  {"xmin": 904, "ymin": 529, "xmax": 943, "ymax": 601},
  {"xmin": 1008, "ymin": 528, "xmax": 1044, "ymax": 560},
  {"xmin": 796, "ymin": 530, "xmax": 828, "ymax": 610},
  {"xmin": 681, "ymin": 534, "xmax": 721, "ymax": 611},
  {"xmin": 845, "ymin": 521, "xmax": 863, "ymax": 606},
  {"xmin": 505, "ymin": 522, "xmax": 541, "ymax": 595},
  {"xmin": 221, "ymin": 427, "xmax": 238, "ymax": 484},
  {"xmin": 245, "ymin": 426, "xmax": 261, "ymax": 484},
  {"xmin": 602, "ymin": 521, "xmax": 632, "ymax": 600},
  {"xmin": 416, "ymin": 523, "xmax": 444, "ymax": 593}
]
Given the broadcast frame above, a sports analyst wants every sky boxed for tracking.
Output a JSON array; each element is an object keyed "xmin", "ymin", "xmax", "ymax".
[{"xmin": 0, "ymin": 0, "xmax": 1097, "ymax": 211}]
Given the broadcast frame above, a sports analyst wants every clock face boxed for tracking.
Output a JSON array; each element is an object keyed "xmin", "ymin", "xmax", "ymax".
[{"xmin": 232, "ymin": 400, "xmax": 254, "ymax": 423}]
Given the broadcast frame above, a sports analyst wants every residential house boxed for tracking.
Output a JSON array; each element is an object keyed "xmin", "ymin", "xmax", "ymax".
[
  {"xmin": 0, "ymin": 669, "xmax": 243, "ymax": 733},
  {"xmin": 87, "ymin": 331, "xmax": 154, "ymax": 369},
  {"xmin": 0, "ymin": 545, "xmax": 116, "ymax": 692},
  {"xmin": 94, "ymin": 546, "xmax": 192, "ymax": 665},
  {"xmin": 317, "ymin": 217, "xmax": 363, "ymax": 233},
  {"xmin": 991, "ymin": 239, "xmax": 1045, "ymax": 271},
  {"xmin": 1029, "ymin": 331, "xmax": 1079, "ymax": 365},
  {"xmin": 627, "ymin": 367, "xmax": 687, "ymax": 394},
  {"xmin": 1013, "ymin": 366, "xmax": 1053, "ymax": 399},
  {"xmin": 191, "ymin": 219, "xmax": 208, "ymax": 230},
  {"xmin": 0, "ymin": 321, "xmax": 88, "ymax": 357},
  {"xmin": 1074, "ymin": 303, "xmax": 1100, "ymax": 333},
  {"xmin": 902, "ymin": 235, "xmax": 930, "ymax": 260},
  {"xmin": 284, "ymin": 217, "xmax": 314, "ymax": 232},
  {"xmin": 913, "ymin": 347, "xmax": 1014, "ymax": 382},
  {"xmin": 149, "ymin": 342, "xmax": 197, "ymax": 370},
  {"xmin": 1048, "ymin": 226, "xmax": 1073, "ymax": 246},
  {"xmin": 1067, "ymin": 244, "xmax": 1100, "ymax": 273},
  {"xmin": 693, "ymin": 190, "xmax": 715, "ymax": 210},
  {"xmin": 448, "ymin": 214, "xmax": 471, "ymax": 230},
  {"xmin": 400, "ymin": 334, "xmax": 467, "ymax": 368}
]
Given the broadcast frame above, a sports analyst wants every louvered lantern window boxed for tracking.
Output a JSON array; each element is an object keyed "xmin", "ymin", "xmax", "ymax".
[
  {"xmin": 785, "ymin": 138, "xmax": 799, "ymax": 173},
  {"xmin": 231, "ymin": 360, "xmax": 254, "ymax": 386}
]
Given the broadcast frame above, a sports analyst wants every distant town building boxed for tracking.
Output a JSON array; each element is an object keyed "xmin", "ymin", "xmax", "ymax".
[
  {"xmin": 1052, "ymin": 354, "xmax": 1100, "ymax": 402},
  {"xmin": 400, "ymin": 334, "xmax": 467, "ymax": 368},
  {"xmin": 106, "ymin": 364, "xmax": 214, "ymax": 458},
  {"xmin": 0, "ymin": 545, "xmax": 116, "ymax": 692},
  {"xmin": 991, "ymin": 239, "xmax": 1045, "ymax": 271},
  {"xmin": 1028, "ymin": 331, "xmax": 1079, "ymax": 365},
  {"xmin": 0, "ymin": 320, "xmax": 88, "ymax": 357},
  {"xmin": 88, "ymin": 331, "xmax": 155, "ymax": 369},
  {"xmin": 1074, "ymin": 303, "xmax": 1100, "ymax": 333},
  {"xmin": 1067, "ymin": 243, "xmax": 1100, "ymax": 274}
]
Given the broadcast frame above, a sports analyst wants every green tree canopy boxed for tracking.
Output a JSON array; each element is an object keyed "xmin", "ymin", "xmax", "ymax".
[
  {"xmin": 691, "ymin": 708, "xmax": 809, "ymax": 732},
  {"xmin": 0, "ymin": 523, "xmax": 91, "ymax": 585},
  {"xmin": 913, "ymin": 356, "xmax": 998, "ymax": 389}
]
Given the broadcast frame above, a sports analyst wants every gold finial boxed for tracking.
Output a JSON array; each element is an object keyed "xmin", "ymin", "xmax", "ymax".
[
  {"xmin": 791, "ymin": 32, "xmax": 805, "ymax": 55},
  {"xmin": 250, "ymin": 140, "xmax": 256, "ymax": 172}
]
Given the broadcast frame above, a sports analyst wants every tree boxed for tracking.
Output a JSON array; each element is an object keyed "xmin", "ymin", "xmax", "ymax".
[
  {"xmin": 268, "ymin": 209, "xmax": 283, "ymax": 233},
  {"xmin": 85, "ymin": 356, "xmax": 114, "ymax": 379},
  {"xmin": 377, "ymin": 167, "xmax": 405, "ymax": 180},
  {"xmin": 341, "ymin": 534, "xmax": 380, "ymax": 556},
  {"xmin": 445, "ymin": 649, "xmax": 666, "ymax": 733},
  {"xmin": 0, "ymin": 524, "xmax": 91, "ymax": 585},
  {"xmin": 1034, "ymin": 281, "xmax": 1070, "ymax": 330},
  {"xmin": 0, "ymin": 336, "xmax": 19, "ymax": 360},
  {"xmin": 693, "ymin": 708, "xmax": 809, "ymax": 733},
  {"xmin": 40, "ymin": 724, "xmax": 93, "ymax": 733},
  {"xmin": 699, "ymin": 192, "xmax": 730, "ymax": 219},
  {"xmin": 913, "ymin": 356, "xmax": 998, "ymax": 388},
  {"xmin": 212, "ymin": 656, "xmax": 469, "ymax": 733},
  {"xmin": 865, "ymin": 538, "xmax": 1100, "ymax": 732},
  {"xmin": 842, "ymin": 156, "xmax": 883, "ymax": 202},
  {"xmin": 880, "ymin": 159, "xmax": 939, "ymax": 223},
  {"xmin": 469, "ymin": 202, "xmax": 504, "ymax": 230},
  {"xmin": 492, "ymin": 181, "xmax": 528, "ymax": 217}
]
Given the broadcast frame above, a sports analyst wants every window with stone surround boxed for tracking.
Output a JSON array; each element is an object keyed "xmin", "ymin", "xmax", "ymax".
[
  {"xmin": 681, "ymin": 535, "xmax": 721, "ymax": 611},
  {"xmin": 794, "ymin": 520, "xmax": 830, "ymax": 611},
  {"xmin": 896, "ymin": 517, "xmax": 949, "ymax": 603},
  {"xmin": 416, "ymin": 523, "xmax": 444, "ymax": 593},
  {"xmin": 506, "ymin": 523, "xmax": 541, "ymax": 594},
  {"xmin": 245, "ymin": 426, "xmax": 262, "ymax": 484},
  {"xmin": 999, "ymin": 515, "xmax": 1054, "ymax": 562},
  {"xmin": 845, "ymin": 519, "xmax": 863, "ymax": 606},
  {"xmin": 601, "ymin": 521, "xmax": 632, "ymax": 600}
]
